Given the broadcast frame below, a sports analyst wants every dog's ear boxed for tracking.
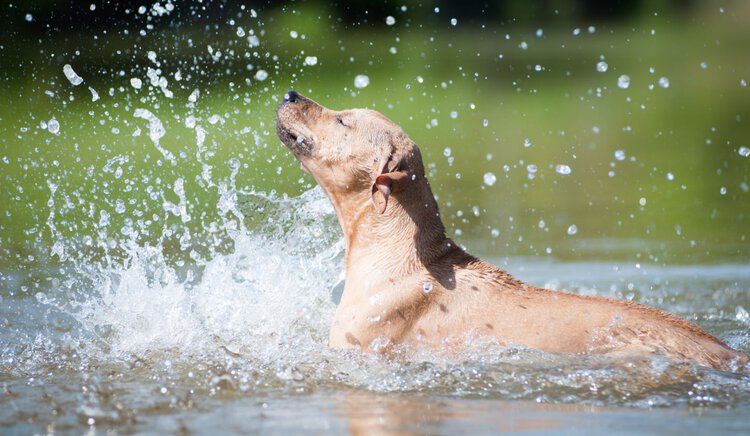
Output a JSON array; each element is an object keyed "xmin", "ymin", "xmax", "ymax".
[{"xmin": 371, "ymin": 155, "xmax": 410, "ymax": 214}]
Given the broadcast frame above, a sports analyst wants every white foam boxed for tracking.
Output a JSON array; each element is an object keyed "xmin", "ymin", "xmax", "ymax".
[{"xmin": 75, "ymin": 188, "xmax": 343, "ymax": 361}]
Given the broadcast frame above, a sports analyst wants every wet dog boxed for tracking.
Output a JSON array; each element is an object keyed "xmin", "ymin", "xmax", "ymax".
[{"xmin": 276, "ymin": 90, "xmax": 749, "ymax": 371}]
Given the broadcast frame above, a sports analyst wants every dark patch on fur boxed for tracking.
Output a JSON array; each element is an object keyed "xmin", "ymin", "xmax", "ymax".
[{"xmin": 345, "ymin": 332, "xmax": 361, "ymax": 346}]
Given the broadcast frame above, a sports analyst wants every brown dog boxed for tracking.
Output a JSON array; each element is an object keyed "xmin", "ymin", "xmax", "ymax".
[{"xmin": 275, "ymin": 90, "xmax": 748, "ymax": 371}]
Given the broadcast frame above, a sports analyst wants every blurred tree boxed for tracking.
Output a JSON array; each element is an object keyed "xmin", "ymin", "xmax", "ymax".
[{"xmin": 2, "ymin": 0, "xmax": 698, "ymax": 38}]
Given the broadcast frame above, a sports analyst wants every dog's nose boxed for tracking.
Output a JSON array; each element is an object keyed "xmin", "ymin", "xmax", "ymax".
[{"xmin": 284, "ymin": 90, "xmax": 300, "ymax": 103}]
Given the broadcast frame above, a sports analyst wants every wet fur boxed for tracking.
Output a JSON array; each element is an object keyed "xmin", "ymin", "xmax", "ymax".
[{"xmin": 276, "ymin": 91, "xmax": 749, "ymax": 372}]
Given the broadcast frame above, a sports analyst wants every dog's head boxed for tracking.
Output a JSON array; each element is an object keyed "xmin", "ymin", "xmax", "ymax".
[{"xmin": 276, "ymin": 90, "xmax": 424, "ymax": 213}]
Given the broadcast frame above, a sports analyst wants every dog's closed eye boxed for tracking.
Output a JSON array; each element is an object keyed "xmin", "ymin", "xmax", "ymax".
[{"xmin": 336, "ymin": 116, "xmax": 348, "ymax": 127}]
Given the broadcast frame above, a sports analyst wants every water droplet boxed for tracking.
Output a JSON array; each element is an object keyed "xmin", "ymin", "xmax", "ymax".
[
  {"xmin": 666, "ymin": 172, "xmax": 675, "ymax": 181},
  {"xmin": 596, "ymin": 61, "xmax": 608, "ymax": 73},
  {"xmin": 567, "ymin": 224, "xmax": 578, "ymax": 235},
  {"xmin": 450, "ymin": 18, "xmax": 458, "ymax": 26},
  {"xmin": 254, "ymin": 69, "xmax": 268, "ymax": 81},
  {"xmin": 422, "ymin": 282, "xmax": 433, "ymax": 293},
  {"xmin": 63, "ymin": 64, "xmax": 83, "ymax": 86},
  {"xmin": 736, "ymin": 306, "xmax": 750, "ymax": 324},
  {"xmin": 536, "ymin": 28, "xmax": 544, "ymax": 37},
  {"xmin": 385, "ymin": 16, "xmax": 396, "ymax": 26},
  {"xmin": 443, "ymin": 147, "xmax": 451, "ymax": 157},
  {"xmin": 483, "ymin": 172, "xmax": 496, "ymax": 186},
  {"xmin": 450, "ymin": 111, "xmax": 458, "ymax": 119},
  {"xmin": 639, "ymin": 197, "xmax": 647, "ymax": 206},
  {"xmin": 738, "ymin": 146, "xmax": 750, "ymax": 157},
  {"xmin": 88, "ymin": 87, "xmax": 100, "ymax": 101},
  {"xmin": 227, "ymin": 158, "xmax": 241, "ymax": 171},
  {"xmin": 296, "ymin": 135, "xmax": 305, "ymax": 144},
  {"xmin": 526, "ymin": 164, "xmax": 538, "ymax": 174},
  {"xmin": 236, "ymin": 27, "xmax": 245, "ymax": 37},
  {"xmin": 99, "ymin": 210, "xmax": 110, "ymax": 227},
  {"xmin": 490, "ymin": 228, "xmax": 500, "ymax": 237},
  {"xmin": 354, "ymin": 74, "xmax": 370, "ymax": 88},
  {"xmin": 523, "ymin": 138, "xmax": 532, "ymax": 148},
  {"xmin": 555, "ymin": 164, "xmax": 572, "ymax": 175},
  {"xmin": 617, "ymin": 74, "xmax": 631, "ymax": 89},
  {"xmin": 47, "ymin": 118, "xmax": 60, "ymax": 135},
  {"xmin": 289, "ymin": 30, "xmax": 298, "ymax": 39},
  {"xmin": 188, "ymin": 89, "xmax": 200, "ymax": 103},
  {"xmin": 700, "ymin": 61, "xmax": 708, "ymax": 70},
  {"xmin": 658, "ymin": 77, "xmax": 670, "ymax": 88},
  {"xmin": 720, "ymin": 186, "xmax": 727, "ymax": 195},
  {"xmin": 130, "ymin": 77, "xmax": 142, "ymax": 89},
  {"xmin": 303, "ymin": 56, "xmax": 318, "ymax": 66},
  {"xmin": 482, "ymin": 119, "xmax": 489, "ymax": 127},
  {"xmin": 369, "ymin": 336, "xmax": 390, "ymax": 352},
  {"xmin": 25, "ymin": 13, "xmax": 33, "ymax": 22},
  {"xmin": 115, "ymin": 199, "xmax": 126, "ymax": 214},
  {"xmin": 614, "ymin": 150, "xmax": 626, "ymax": 161}
]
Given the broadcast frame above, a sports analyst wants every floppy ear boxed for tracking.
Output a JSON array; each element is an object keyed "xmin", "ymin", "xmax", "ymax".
[{"xmin": 371, "ymin": 157, "xmax": 410, "ymax": 214}]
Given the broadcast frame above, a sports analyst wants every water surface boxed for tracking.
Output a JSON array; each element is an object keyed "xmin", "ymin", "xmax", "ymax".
[{"xmin": 2, "ymin": 189, "xmax": 749, "ymax": 434}]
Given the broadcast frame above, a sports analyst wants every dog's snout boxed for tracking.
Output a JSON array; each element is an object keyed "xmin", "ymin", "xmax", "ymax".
[{"xmin": 283, "ymin": 90, "xmax": 300, "ymax": 103}]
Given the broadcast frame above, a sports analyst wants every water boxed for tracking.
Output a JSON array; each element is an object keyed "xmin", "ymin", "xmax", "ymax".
[
  {"xmin": 2, "ymin": 2, "xmax": 750, "ymax": 434},
  {"xmin": 617, "ymin": 74, "xmax": 631, "ymax": 89},
  {"xmin": 62, "ymin": 65, "xmax": 84, "ymax": 86},
  {"xmin": 2, "ymin": 219, "xmax": 750, "ymax": 433},
  {"xmin": 354, "ymin": 74, "xmax": 370, "ymax": 89},
  {"xmin": 483, "ymin": 172, "xmax": 497, "ymax": 186}
]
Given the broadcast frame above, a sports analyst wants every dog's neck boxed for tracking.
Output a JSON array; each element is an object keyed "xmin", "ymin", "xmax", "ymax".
[{"xmin": 327, "ymin": 177, "xmax": 455, "ymax": 280}]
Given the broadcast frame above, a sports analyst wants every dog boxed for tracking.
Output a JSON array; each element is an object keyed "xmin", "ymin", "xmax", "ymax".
[{"xmin": 275, "ymin": 90, "xmax": 749, "ymax": 371}]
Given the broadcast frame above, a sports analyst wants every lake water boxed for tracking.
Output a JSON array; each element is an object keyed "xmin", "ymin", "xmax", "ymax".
[{"xmin": 2, "ymin": 188, "xmax": 749, "ymax": 435}]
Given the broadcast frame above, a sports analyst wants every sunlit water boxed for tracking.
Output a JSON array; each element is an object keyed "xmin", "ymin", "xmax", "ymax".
[{"xmin": 2, "ymin": 2, "xmax": 750, "ymax": 434}]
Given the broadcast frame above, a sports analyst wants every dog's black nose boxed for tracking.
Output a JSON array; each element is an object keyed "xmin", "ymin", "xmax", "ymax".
[{"xmin": 284, "ymin": 90, "xmax": 300, "ymax": 103}]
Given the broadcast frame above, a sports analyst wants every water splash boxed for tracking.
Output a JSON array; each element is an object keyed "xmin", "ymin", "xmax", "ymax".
[{"xmin": 74, "ymin": 187, "xmax": 343, "ymax": 360}]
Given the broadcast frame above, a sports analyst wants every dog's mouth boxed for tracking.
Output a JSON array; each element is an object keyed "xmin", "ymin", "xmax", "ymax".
[
  {"xmin": 275, "ymin": 90, "xmax": 324, "ymax": 158},
  {"xmin": 275, "ymin": 121, "xmax": 313, "ymax": 156}
]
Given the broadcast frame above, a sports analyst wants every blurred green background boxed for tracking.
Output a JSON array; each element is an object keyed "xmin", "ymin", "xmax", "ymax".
[{"xmin": 1, "ymin": 0, "xmax": 749, "ymax": 295}]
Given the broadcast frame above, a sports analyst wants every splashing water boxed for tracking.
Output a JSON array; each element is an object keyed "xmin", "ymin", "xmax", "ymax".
[
  {"xmin": 617, "ymin": 74, "xmax": 631, "ymax": 89},
  {"xmin": 74, "ymin": 187, "xmax": 343, "ymax": 360},
  {"xmin": 63, "ymin": 64, "xmax": 84, "ymax": 86},
  {"xmin": 354, "ymin": 74, "xmax": 370, "ymax": 89}
]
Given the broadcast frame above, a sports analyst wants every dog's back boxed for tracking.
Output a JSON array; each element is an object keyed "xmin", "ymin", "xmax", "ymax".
[{"xmin": 411, "ymin": 257, "xmax": 749, "ymax": 371}]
